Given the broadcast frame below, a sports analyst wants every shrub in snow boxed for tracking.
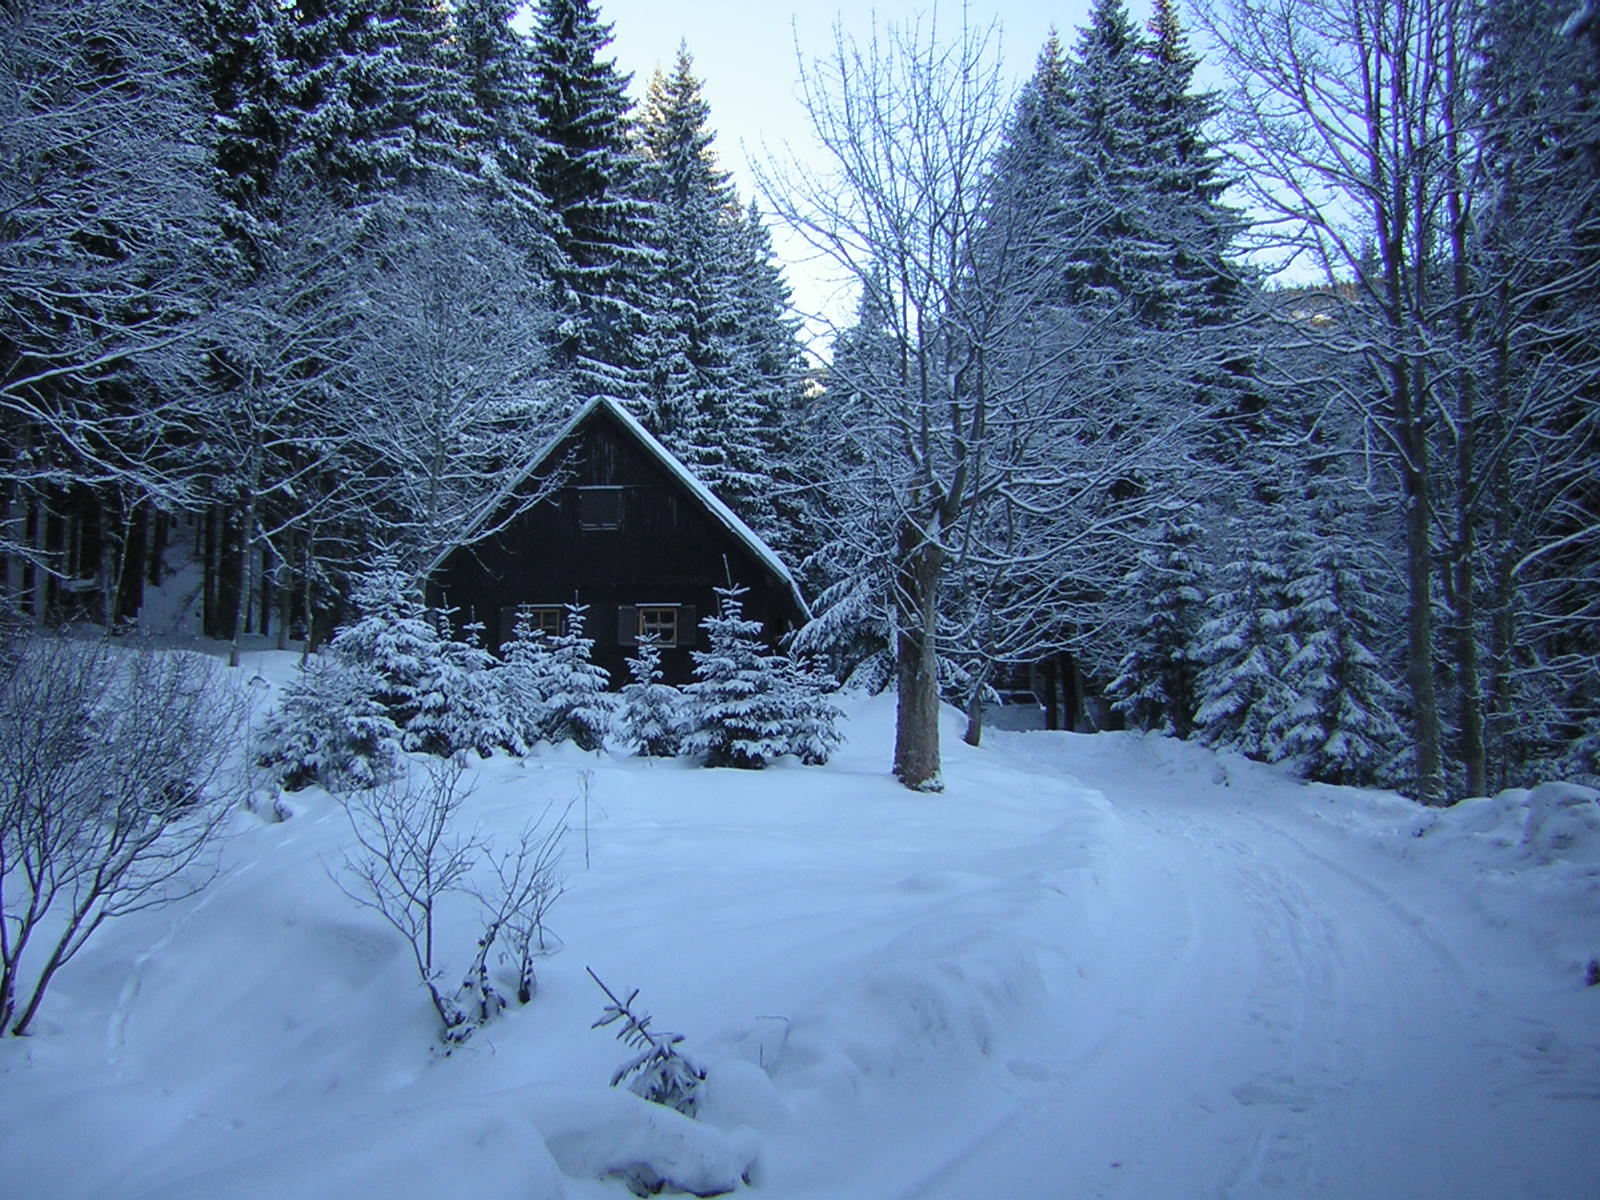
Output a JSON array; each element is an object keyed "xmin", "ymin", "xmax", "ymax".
[
  {"xmin": 336, "ymin": 758, "xmax": 568, "ymax": 1048},
  {"xmin": 588, "ymin": 968, "xmax": 706, "ymax": 1118},
  {"xmin": 683, "ymin": 585, "xmax": 793, "ymax": 768},
  {"xmin": 0, "ymin": 639, "xmax": 247, "ymax": 1036},
  {"xmin": 257, "ymin": 653, "xmax": 403, "ymax": 792},
  {"xmin": 613, "ymin": 634, "xmax": 685, "ymax": 757},
  {"xmin": 537, "ymin": 605, "xmax": 614, "ymax": 751}
]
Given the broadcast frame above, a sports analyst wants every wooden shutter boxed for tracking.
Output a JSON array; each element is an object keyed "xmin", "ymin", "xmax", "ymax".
[
  {"xmin": 679, "ymin": 605, "xmax": 696, "ymax": 647},
  {"xmin": 616, "ymin": 605, "xmax": 638, "ymax": 646}
]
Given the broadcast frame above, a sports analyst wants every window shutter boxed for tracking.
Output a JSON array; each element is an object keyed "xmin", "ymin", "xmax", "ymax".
[
  {"xmin": 498, "ymin": 606, "xmax": 519, "ymax": 649},
  {"xmin": 616, "ymin": 605, "xmax": 638, "ymax": 646},
  {"xmin": 680, "ymin": 605, "xmax": 696, "ymax": 647}
]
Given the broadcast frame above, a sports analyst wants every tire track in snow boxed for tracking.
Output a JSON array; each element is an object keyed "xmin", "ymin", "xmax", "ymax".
[{"xmin": 902, "ymin": 737, "xmax": 1595, "ymax": 1199}]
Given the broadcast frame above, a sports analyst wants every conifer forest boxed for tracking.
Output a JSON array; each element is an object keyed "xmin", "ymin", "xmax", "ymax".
[{"xmin": 2, "ymin": 0, "xmax": 1596, "ymax": 803}]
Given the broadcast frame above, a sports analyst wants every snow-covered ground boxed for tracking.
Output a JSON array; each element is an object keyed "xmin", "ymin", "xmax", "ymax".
[{"xmin": 2, "ymin": 651, "xmax": 1596, "ymax": 1199}]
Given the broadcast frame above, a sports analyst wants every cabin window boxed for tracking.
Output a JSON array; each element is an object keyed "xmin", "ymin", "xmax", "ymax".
[
  {"xmin": 638, "ymin": 606, "xmax": 679, "ymax": 646},
  {"xmin": 617, "ymin": 603, "xmax": 696, "ymax": 648},
  {"xmin": 524, "ymin": 606, "xmax": 565, "ymax": 637},
  {"xmin": 501, "ymin": 604, "xmax": 564, "ymax": 646},
  {"xmin": 577, "ymin": 486, "xmax": 623, "ymax": 531}
]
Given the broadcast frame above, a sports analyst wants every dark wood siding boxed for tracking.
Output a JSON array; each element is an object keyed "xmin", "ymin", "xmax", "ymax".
[{"xmin": 429, "ymin": 405, "xmax": 805, "ymax": 686}]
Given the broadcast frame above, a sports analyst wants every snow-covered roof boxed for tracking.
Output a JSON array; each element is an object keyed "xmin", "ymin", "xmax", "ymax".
[{"xmin": 446, "ymin": 395, "xmax": 810, "ymax": 620}]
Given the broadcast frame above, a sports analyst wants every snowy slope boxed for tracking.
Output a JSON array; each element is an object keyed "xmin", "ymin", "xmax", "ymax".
[{"xmin": 1, "ymin": 654, "xmax": 1595, "ymax": 1199}]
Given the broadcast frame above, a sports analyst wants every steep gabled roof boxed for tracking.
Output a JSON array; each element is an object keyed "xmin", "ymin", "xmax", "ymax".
[{"xmin": 439, "ymin": 396, "xmax": 810, "ymax": 619}]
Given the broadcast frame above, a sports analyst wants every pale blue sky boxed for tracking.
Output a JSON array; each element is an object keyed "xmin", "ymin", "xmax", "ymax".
[{"xmin": 592, "ymin": 2, "xmax": 1107, "ymax": 327}]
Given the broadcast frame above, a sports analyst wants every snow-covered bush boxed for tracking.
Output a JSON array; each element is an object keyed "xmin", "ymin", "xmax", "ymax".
[
  {"xmin": 257, "ymin": 653, "xmax": 403, "ymax": 792},
  {"xmin": 537, "ymin": 605, "xmax": 614, "ymax": 751},
  {"xmin": 337, "ymin": 758, "xmax": 567, "ymax": 1047},
  {"xmin": 613, "ymin": 634, "xmax": 685, "ymax": 757},
  {"xmin": 1, "ymin": 638, "xmax": 247, "ymax": 1036}
]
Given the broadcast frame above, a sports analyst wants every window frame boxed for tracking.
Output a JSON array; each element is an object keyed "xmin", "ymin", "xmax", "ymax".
[{"xmin": 637, "ymin": 605, "xmax": 680, "ymax": 647}]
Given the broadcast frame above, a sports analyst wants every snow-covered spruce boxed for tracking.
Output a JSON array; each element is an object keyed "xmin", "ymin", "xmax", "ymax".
[
  {"xmin": 683, "ymin": 586, "xmax": 790, "ymax": 768},
  {"xmin": 536, "ymin": 605, "xmax": 615, "ymax": 752},
  {"xmin": 779, "ymin": 653, "xmax": 844, "ymax": 766},
  {"xmin": 406, "ymin": 616, "xmax": 508, "ymax": 759},
  {"xmin": 497, "ymin": 605, "xmax": 555, "ymax": 755},
  {"xmin": 1109, "ymin": 509, "xmax": 1206, "ymax": 738},
  {"xmin": 613, "ymin": 633, "xmax": 685, "ymax": 757},
  {"xmin": 1191, "ymin": 548, "xmax": 1296, "ymax": 761},
  {"xmin": 256, "ymin": 653, "xmax": 403, "ymax": 792},
  {"xmin": 1270, "ymin": 497, "xmax": 1405, "ymax": 788},
  {"xmin": 326, "ymin": 560, "xmax": 446, "ymax": 731},
  {"xmin": 587, "ymin": 968, "xmax": 706, "ymax": 1118}
]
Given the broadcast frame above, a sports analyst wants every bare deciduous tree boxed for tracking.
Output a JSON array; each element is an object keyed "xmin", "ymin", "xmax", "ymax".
[
  {"xmin": 0, "ymin": 637, "xmax": 248, "ymax": 1035},
  {"xmin": 766, "ymin": 13, "xmax": 1188, "ymax": 786}
]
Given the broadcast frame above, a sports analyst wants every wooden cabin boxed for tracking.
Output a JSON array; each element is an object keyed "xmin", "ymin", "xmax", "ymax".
[{"xmin": 427, "ymin": 396, "xmax": 810, "ymax": 686}]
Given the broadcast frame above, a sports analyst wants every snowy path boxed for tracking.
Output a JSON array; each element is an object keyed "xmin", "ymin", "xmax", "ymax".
[{"xmin": 905, "ymin": 732, "xmax": 1600, "ymax": 1199}]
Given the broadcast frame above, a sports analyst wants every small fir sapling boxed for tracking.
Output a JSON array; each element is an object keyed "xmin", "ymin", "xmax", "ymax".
[
  {"xmin": 498, "ymin": 605, "xmax": 554, "ymax": 754},
  {"xmin": 682, "ymin": 584, "xmax": 791, "ymax": 768},
  {"xmin": 779, "ymin": 653, "xmax": 844, "ymax": 765},
  {"xmin": 587, "ymin": 968, "xmax": 706, "ymax": 1117},
  {"xmin": 538, "ymin": 604, "xmax": 615, "ymax": 750},
  {"xmin": 328, "ymin": 560, "xmax": 444, "ymax": 729},
  {"xmin": 614, "ymin": 633, "xmax": 685, "ymax": 757},
  {"xmin": 257, "ymin": 653, "xmax": 403, "ymax": 791},
  {"xmin": 406, "ymin": 614, "xmax": 508, "ymax": 758}
]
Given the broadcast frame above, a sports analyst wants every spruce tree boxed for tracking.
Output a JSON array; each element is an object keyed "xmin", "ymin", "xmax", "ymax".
[
  {"xmin": 327, "ymin": 560, "xmax": 445, "ymax": 730},
  {"xmin": 1108, "ymin": 508, "xmax": 1206, "ymax": 737},
  {"xmin": 499, "ymin": 605, "xmax": 555, "ymax": 754},
  {"xmin": 536, "ymin": 604, "xmax": 614, "ymax": 750},
  {"xmin": 1191, "ymin": 542, "xmax": 1296, "ymax": 760},
  {"xmin": 526, "ymin": 0, "xmax": 657, "ymax": 403},
  {"xmin": 615, "ymin": 634, "xmax": 685, "ymax": 757},
  {"xmin": 683, "ymin": 586, "xmax": 791, "ymax": 769},
  {"xmin": 451, "ymin": 0, "xmax": 563, "ymax": 279},
  {"xmin": 635, "ymin": 48, "xmax": 800, "ymax": 540},
  {"xmin": 1271, "ymin": 495, "xmax": 1404, "ymax": 787},
  {"xmin": 279, "ymin": 0, "xmax": 472, "ymax": 202}
]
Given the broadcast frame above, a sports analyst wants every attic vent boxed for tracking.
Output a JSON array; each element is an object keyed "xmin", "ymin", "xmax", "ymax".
[{"xmin": 577, "ymin": 486, "xmax": 622, "ymax": 531}]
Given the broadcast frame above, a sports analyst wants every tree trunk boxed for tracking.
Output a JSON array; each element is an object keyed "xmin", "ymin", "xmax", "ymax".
[
  {"xmin": 1397, "ymin": 360, "xmax": 1446, "ymax": 806},
  {"xmin": 963, "ymin": 661, "xmax": 992, "ymax": 748},
  {"xmin": 1041, "ymin": 656, "xmax": 1061, "ymax": 731},
  {"xmin": 892, "ymin": 518, "xmax": 945, "ymax": 791}
]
